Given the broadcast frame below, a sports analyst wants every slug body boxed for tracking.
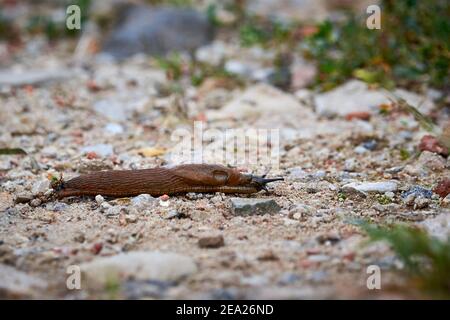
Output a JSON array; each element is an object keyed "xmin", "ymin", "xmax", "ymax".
[{"xmin": 55, "ymin": 164, "xmax": 283, "ymax": 198}]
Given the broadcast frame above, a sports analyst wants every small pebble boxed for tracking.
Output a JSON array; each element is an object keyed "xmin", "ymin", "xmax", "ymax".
[
  {"xmin": 15, "ymin": 193, "xmax": 33, "ymax": 204},
  {"xmin": 30, "ymin": 198, "xmax": 42, "ymax": 207},
  {"xmin": 198, "ymin": 235, "xmax": 225, "ymax": 248},
  {"xmin": 95, "ymin": 195, "xmax": 105, "ymax": 205}
]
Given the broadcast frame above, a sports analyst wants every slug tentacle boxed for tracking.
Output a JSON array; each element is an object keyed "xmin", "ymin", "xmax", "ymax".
[{"xmin": 54, "ymin": 164, "xmax": 283, "ymax": 199}]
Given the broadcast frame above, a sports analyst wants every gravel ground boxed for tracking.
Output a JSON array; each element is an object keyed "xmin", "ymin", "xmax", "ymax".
[{"xmin": 0, "ymin": 6, "xmax": 449, "ymax": 299}]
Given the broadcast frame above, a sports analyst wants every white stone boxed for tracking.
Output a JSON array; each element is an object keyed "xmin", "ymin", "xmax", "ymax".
[
  {"xmin": 314, "ymin": 80, "xmax": 434, "ymax": 117},
  {"xmin": 342, "ymin": 181, "xmax": 398, "ymax": 194},
  {"xmin": 95, "ymin": 195, "xmax": 105, "ymax": 205},
  {"xmin": 81, "ymin": 144, "xmax": 114, "ymax": 157},
  {"xmin": 0, "ymin": 264, "xmax": 47, "ymax": 298},
  {"xmin": 104, "ymin": 123, "xmax": 124, "ymax": 135},
  {"xmin": 81, "ymin": 251, "xmax": 197, "ymax": 285}
]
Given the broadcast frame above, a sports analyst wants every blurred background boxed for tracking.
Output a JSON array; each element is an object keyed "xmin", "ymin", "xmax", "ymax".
[{"xmin": 0, "ymin": 0, "xmax": 449, "ymax": 300}]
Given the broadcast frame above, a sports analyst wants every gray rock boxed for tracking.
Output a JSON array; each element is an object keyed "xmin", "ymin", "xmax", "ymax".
[
  {"xmin": 420, "ymin": 213, "xmax": 450, "ymax": 241},
  {"xmin": 49, "ymin": 202, "xmax": 68, "ymax": 212},
  {"xmin": 414, "ymin": 197, "xmax": 430, "ymax": 209},
  {"xmin": 104, "ymin": 205, "xmax": 126, "ymax": 217},
  {"xmin": 31, "ymin": 179, "xmax": 50, "ymax": 196},
  {"xmin": 29, "ymin": 198, "xmax": 42, "ymax": 207},
  {"xmin": 354, "ymin": 145, "xmax": 369, "ymax": 154},
  {"xmin": 131, "ymin": 194, "xmax": 155, "ymax": 211},
  {"xmin": 314, "ymin": 80, "xmax": 434, "ymax": 117},
  {"xmin": 102, "ymin": 5, "xmax": 213, "ymax": 59},
  {"xmin": 104, "ymin": 123, "xmax": 124, "ymax": 135},
  {"xmin": 246, "ymin": 0, "xmax": 329, "ymax": 22},
  {"xmin": 230, "ymin": 198, "xmax": 281, "ymax": 215},
  {"xmin": 288, "ymin": 167, "xmax": 309, "ymax": 181},
  {"xmin": 0, "ymin": 264, "xmax": 47, "ymax": 298},
  {"xmin": 164, "ymin": 209, "xmax": 180, "ymax": 219},
  {"xmin": 362, "ymin": 139, "xmax": 378, "ymax": 151},
  {"xmin": 81, "ymin": 251, "xmax": 197, "ymax": 285},
  {"xmin": 342, "ymin": 181, "xmax": 398, "ymax": 194},
  {"xmin": 81, "ymin": 144, "xmax": 114, "ymax": 158},
  {"xmin": 94, "ymin": 99, "xmax": 127, "ymax": 122},
  {"xmin": 278, "ymin": 272, "xmax": 301, "ymax": 285},
  {"xmin": 402, "ymin": 186, "xmax": 433, "ymax": 209},
  {"xmin": 0, "ymin": 69, "xmax": 71, "ymax": 88},
  {"xmin": 15, "ymin": 192, "xmax": 33, "ymax": 204},
  {"xmin": 344, "ymin": 158, "xmax": 358, "ymax": 172},
  {"xmin": 403, "ymin": 151, "xmax": 446, "ymax": 177},
  {"xmin": 401, "ymin": 186, "xmax": 433, "ymax": 200}
]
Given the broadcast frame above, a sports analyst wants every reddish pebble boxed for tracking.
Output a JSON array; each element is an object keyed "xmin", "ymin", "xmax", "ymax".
[
  {"xmin": 434, "ymin": 178, "xmax": 450, "ymax": 198},
  {"xmin": 160, "ymin": 194, "xmax": 170, "ymax": 201},
  {"xmin": 23, "ymin": 85, "xmax": 34, "ymax": 94},
  {"xmin": 86, "ymin": 80, "xmax": 101, "ymax": 92},
  {"xmin": 298, "ymin": 259, "xmax": 318, "ymax": 269},
  {"xmin": 345, "ymin": 111, "xmax": 371, "ymax": 121},
  {"xmin": 86, "ymin": 151, "xmax": 98, "ymax": 160},
  {"xmin": 91, "ymin": 242, "xmax": 103, "ymax": 255},
  {"xmin": 195, "ymin": 113, "xmax": 207, "ymax": 122},
  {"xmin": 418, "ymin": 135, "xmax": 449, "ymax": 156},
  {"xmin": 306, "ymin": 248, "xmax": 321, "ymax": 255},
  {"xmin": 342, "ymin": 252, "xmax": 355, "ymax": 261}
]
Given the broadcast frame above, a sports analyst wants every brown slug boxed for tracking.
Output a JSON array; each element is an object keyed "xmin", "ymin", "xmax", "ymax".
[{"xmin": 54, "ymin": 164, "xmax": 283, "ymax": 198}]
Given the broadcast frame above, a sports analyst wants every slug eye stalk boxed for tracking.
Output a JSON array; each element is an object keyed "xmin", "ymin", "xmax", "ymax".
[{"xmin": 246, "ymin": 174, "xmax": 284, "ymax": 192}]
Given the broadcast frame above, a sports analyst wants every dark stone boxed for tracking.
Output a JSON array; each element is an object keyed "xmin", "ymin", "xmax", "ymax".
[
  {"xmin": 198, "ymin": 235, "xmax": 225, "ymax": 249},
  {"xmin": 401, "ymin": 186, "xmax": 433, "ymax": 200},
  {"xmin": 102, "ymin": 5, "xmax": 214, "ymax": 59}
]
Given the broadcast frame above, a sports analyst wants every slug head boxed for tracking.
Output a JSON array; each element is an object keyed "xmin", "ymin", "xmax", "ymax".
[{"xmin": 173, "ymin": 164, "xmax": 283, "ymax": 192}]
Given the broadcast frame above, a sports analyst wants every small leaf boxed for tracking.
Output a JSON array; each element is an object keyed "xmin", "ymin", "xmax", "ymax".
[
  {"xmin": 0, "ymin": 148, "xmax": 27, "ymax": 155},
  {"xmin": 137, "ymin": 147, "xmax": 166, "ymax": 157}
]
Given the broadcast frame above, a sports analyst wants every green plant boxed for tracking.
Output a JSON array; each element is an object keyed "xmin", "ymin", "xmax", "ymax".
[
  {"xmin": 377, "ymin": 194, "xmax": 392, "ymax": 205},
  {"xmin": 303, "ymin": 0, "xmax": 450, "ymax": 90},
  {"xmin": 104, "ymin": 275, "xmax": 121, "ymax": 299},
  {"xmin": 156, "ymin": 54, "xmax": 184, "ymax": 81},
  {"xmin": 337, "ymin": 192, "xmax": 347, "ymax": 202},
  {"xmin": 360, "ymin": 222, "xmax": 450, "ymax": 297},
  {"xmin": 399, "ymin": 148, "xmax": 411, "ymax": 160}
]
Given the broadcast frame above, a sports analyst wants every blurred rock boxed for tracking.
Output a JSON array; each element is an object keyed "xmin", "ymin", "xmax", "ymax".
[
  {"xmin": 207, "ymin": 83, "xmax": 315, "ymax": 128},
  {"xmin": 403, "ymin": 151, "xmax": 446, "ymax": 176},
  {"xmin": 246, "ymin": 0, "xmax": 328, "ymax": 22},
  {"xmin": 420, "ymin": 213, "xmax": 450, "ymax": 241},
  {"xmin": 231, "ymin": 198, "xmax": 281, "ymax": 215},
  {"xmin": 418, "ymin": 135, "xmax": 448, "ymax": 156},
  {"xmin": 0, "ymin": 264, "xmax": 47, "ymax": 299},
  {"xmin": 102, "ymin": 5, "xmax": 213, "ymax": 59},
  {"xmin": 0, "ymin": 69, "xmax": 71, "ymax": 88},
  {"xmin": 290, "ymin": 59, "xmax": 316, "ymax": 89},
  {"xmin": 104, "ymin": 123, "xmax": 124, "ymax": 135},
  {"xmin": 81, "ymin": 251, "xmax": 197, "ymax": 285},
  {"xmin": 81, "ymin": 144, "xmax": 114, "ymax": 158},
  {"xmin": 198, "ymin": 234, "xmax": 225, "ymax": 248},
  {"xmin": 314, "ymin": 80, "xmax": 434, "ymax": 117},
  {"xmin": 31, "ymin": 179, "xmax": 50, "ymax": 196},
  {"xmin": 434, "ymin": 178, "xmax": 450, "ymax": 198}
]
